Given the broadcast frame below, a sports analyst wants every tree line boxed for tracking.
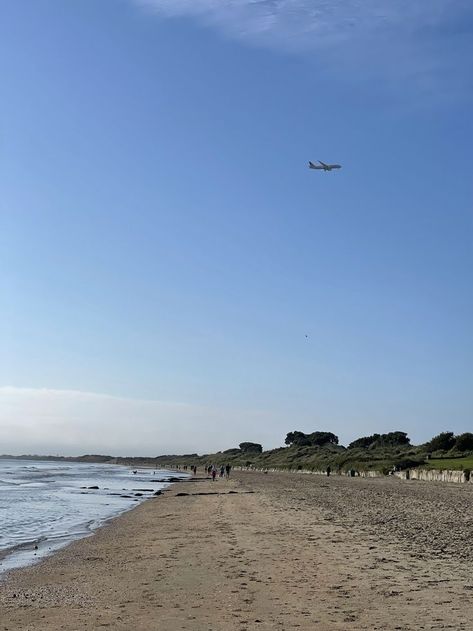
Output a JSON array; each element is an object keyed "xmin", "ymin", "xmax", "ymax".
[
  {"xmin": 426, "ymin": 431, "xmax": 473, "ymax": 453},
  {"xmin": 283, "ymin": 430, "xmax": 410, "ymax": 449},
  {"xmin": 231, "ymin": 430, "xmax": 473, "ymax": 455}
]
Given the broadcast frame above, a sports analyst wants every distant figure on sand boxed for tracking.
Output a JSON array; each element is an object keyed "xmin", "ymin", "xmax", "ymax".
[
  {"xmin": 212, "ymin": 467, "xmax": 217, "ymax": 481},
  {"xmin": 326, "ymin": 465, "xmax": 331, "ymax": 477},
  {"xmin": 219, "ymin": 465, "xmax": 225, "ymax": 478},
  {"xmin": 225, "ymin": 464, "xmax": 231, "ymax": 479}
]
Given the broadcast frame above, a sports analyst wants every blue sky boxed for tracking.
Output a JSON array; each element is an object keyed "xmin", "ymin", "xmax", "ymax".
[{"xmin": 1, "ymin": 0, "xmax": 472, "ymax": 455}]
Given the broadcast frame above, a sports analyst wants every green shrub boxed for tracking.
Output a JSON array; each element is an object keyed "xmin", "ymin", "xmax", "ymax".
[
  {"xmin": 427, "ymin": 432, "xmax": 456, "ymax": 452},
  {"xmin": 455, "ymin": 433, "xmax": 473, "ymax": 452}
]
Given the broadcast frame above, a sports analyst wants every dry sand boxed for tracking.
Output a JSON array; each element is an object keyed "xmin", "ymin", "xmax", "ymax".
[{"xmin": 1, "ymin": 470, "xmax": 473, "ymax": 630}]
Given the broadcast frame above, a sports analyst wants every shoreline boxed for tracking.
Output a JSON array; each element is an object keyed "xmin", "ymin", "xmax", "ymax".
[
  {"xmin": 0, "ymin": 470, "xmax": 192, "ymax": 580},
  {"xmin": 1, "ymin": 470, "xmax": 473, "ymax": 630},
  {"xmin": 0, "ymin": 463, "xmax": 187, "ymax": 577}
]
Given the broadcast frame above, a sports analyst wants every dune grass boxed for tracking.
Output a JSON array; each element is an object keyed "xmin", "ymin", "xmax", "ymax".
[{"xmin": 425, "ymin": 456, "xmax": 473, "ymax": 471}]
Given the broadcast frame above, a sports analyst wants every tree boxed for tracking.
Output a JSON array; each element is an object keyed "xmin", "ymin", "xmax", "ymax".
[
  {"xmin": 348, "ymin": 432, "xmax": 410, "ymax": 450},
  {"xmin": 455, "ymin": 433, "xmax": 473, "ymax": 452},
  {"xmin": 239, "ymin": 442, "xmax": 263, "ymax": 454},
  {"xmin": 427, "ymin": 431, "xmax": 455, "ymax": 452},
  {"xmin": 380, "ymin": 431, "xmax": 410, "ymax": 447},
  {"xmin": 285, "ymin": 431, "xmax": 339, "ymax": 447},
  {"xmin": 307, "ymin": 431, "xmax": 339, "ymax": 446},
  {"xmin": 348, "ymin": 434, "xmax": 380, "ymax": 449},
  {"xmin": 285, "ymin": 431, "xmax": 311, "ymax": 447}
]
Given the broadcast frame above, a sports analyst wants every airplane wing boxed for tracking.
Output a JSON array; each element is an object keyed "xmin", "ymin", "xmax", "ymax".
[{"xmin": 319, "ymin": 161, "xmax": 328, "ymax": 168}]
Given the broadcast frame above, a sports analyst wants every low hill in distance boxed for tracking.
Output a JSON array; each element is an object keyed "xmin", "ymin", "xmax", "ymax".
[
  {"xmin": 146, "ymin": 431, "xmax": 473, "ymax": 475},
  {"xmin": 5, "ymin": 430, "xmax": 471, "ymax": 474}
]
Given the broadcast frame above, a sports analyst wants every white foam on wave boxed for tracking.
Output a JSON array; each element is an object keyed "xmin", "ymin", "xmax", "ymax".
[{"xmin": 0, "ymin": 460, "xmax": 180, "ymax": 575}]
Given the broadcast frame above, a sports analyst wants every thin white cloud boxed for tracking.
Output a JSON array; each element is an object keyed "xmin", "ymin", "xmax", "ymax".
[
  {"xmin": 135, "ymin": 0, "xmax": 469, "ymax": 45},
  {"xmin": 0, "ymin": 386, "xmax": 282, "ymax": 456},
  {"xmin": 134, "ymin": 0, "xmax": 473, "ymax": 98}
]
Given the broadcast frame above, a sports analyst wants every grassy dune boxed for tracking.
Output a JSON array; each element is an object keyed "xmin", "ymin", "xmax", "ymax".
[
  {"xmin": 143, "ymin": 444, "xmax": 425, "ymax": 474},
  {"xmin": 426, "ymin": 456, "xmax": 473, "ymax": 471}
]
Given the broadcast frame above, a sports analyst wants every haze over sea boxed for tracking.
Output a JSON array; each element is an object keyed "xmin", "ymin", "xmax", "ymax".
[{"xmin": 0, "ymin": 459, "xmax": 181, "ymax": 574}]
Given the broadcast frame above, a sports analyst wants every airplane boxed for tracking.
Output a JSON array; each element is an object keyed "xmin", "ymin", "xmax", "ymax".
[{"xmin": 309, "ymin": 160, "xmax": 341, "ymax": 172}]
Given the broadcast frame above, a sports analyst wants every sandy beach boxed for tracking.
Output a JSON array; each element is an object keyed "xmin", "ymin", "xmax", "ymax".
[{"xmin": 1, "ymin": 470, "xmax": 473, "ymax": 630}]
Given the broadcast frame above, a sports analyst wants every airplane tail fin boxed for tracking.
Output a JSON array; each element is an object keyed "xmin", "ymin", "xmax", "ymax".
[{"xmin": 309, "ymin": 161, "xmax": 316, "ymax": 169}]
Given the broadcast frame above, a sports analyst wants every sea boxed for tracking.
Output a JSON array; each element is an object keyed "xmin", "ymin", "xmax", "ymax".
[{"xmin": 0, "ymin": 459, "xmax": 185, "ymax": 575}]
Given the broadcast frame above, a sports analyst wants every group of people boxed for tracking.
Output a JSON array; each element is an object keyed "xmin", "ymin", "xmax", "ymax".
[
  {"xmin": 206, "ymin": 464, "xmax": 231, "ymax": 480},
  {"xmin": 166, "ymin": 463, "xmax": 232, "ymax": 479}
]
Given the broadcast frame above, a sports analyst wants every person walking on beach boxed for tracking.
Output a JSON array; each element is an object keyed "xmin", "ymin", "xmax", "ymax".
[
  {"xmin": 212, "ymin": 466, "xmax": 217, "ymax": 481},
  {"xmin": 225, "ymin": 464, "xmax": 231, "ymax": 479},
  {"xmin": 219, "ymin": 465, "xmax": 225, "ymax": 478}
]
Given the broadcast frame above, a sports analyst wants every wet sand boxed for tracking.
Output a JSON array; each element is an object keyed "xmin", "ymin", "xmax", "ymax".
[{"xmin": 1, "ymin": 470, "xmax": 473, "ymax": 630}]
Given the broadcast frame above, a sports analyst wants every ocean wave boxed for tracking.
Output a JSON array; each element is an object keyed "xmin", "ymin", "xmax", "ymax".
[{"xmin": 0, "ymin": 459, "xmax": 175, "ymax": 574}]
